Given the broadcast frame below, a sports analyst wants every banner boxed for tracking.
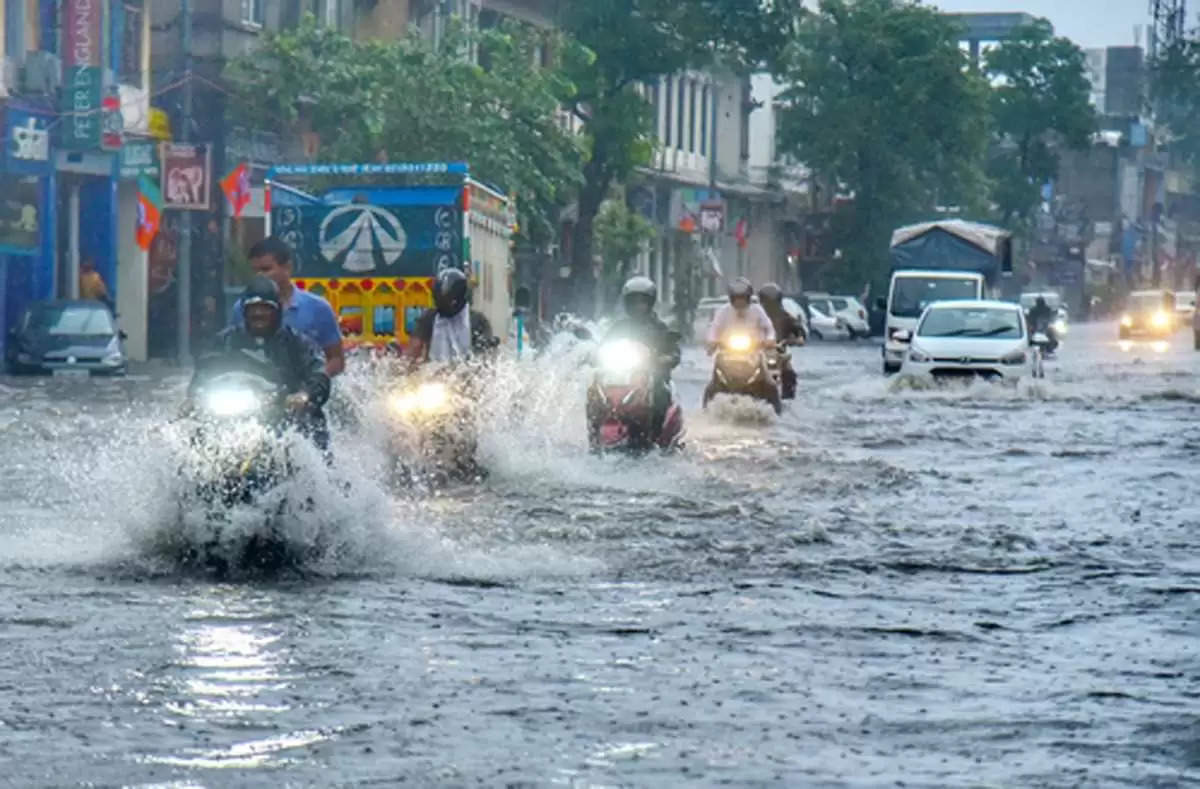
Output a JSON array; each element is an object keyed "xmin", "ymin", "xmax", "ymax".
[
  {"xmin": 136, "ymin": 175, "xmax": 163, "ymax": 251},
  {"xmin": 119, "ymin": 140, "xmax": 160, "ymax": 180},
  {"xmin": 61, "ymin": 0, "xmax": 103, "ymax": 150},
  {"xmin": 0, "ymin": 174, "xmax": 41, "ymax": 255},
  {"xmin": 220, "ymin": 162, "xmax": 251, "ymax": 217},
  {"xmin": 5, "ymin": 108, "xmax": 52, "ymax": 176},
  {"xmin": 161, "ymin": 143, "xmax": 211, "ymax": 210},
  {"xmin": 271, "ymin": 200, "xmax": 462, "ymax": 279}
]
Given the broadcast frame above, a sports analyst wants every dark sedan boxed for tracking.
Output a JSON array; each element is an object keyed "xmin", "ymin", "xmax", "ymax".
[{"xmin": 5, "ymin": 300, "xmax": 127, "ymax": 375}]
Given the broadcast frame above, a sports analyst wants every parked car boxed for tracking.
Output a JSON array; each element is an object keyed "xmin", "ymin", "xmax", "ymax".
[
  {"xmin": 900, "ymin": 300, "xmax": 1038, "ymax": 382},
  {"xmin": 1119, "ymin": 290, "xmax": 1177, "ymax": 339},
  {"xmin": 5, "ymin": 300, "xmax": 127, "ymax": 375},
  {"xmin": 1175, "ymin": 290, "xmax": 1196, "ymax": 325},
  {"xmin": 806, "ymin": 293, "xmax": 870, "ymax": 337},
  {"xmin": 780, "ymin": 297, "xmax": 810, "ymax": 340},
  {"xmin": 806, "ymin": 304, "xmax": 850, "ymax": 341}
]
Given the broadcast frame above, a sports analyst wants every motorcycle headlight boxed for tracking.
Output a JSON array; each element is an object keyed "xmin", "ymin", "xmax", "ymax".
[
  {"xmin": 726, "ymin": 333, "xmax": 753, "ymax": 353},
  {"xmin": 908, "ymin": 347, "xmax": 932, "ymax": 363},
  {"xmin": 390, "ymin": 382, "xmax": 450, "ymax": 417},
  {"xmin": 201, "ymin": 388, "xmax": 261, "ymax": 417},
  {"xmin": 1001, "ymin": 350, "xmax": 1027, "ymax": 365},
  {"xmin": 1120, "ymin": 314, "xmax": 1132, "ymax": 327},
  {"xmin": 1052, "ymin": 319, "xmax": 1067, "ymax": 335},
  {"xmin": 598, "ymin": 340, "xmax": 648, "ymax": 373}
]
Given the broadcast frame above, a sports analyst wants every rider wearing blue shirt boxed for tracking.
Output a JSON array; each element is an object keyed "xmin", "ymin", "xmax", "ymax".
[{"xmin": 229, "ymin": 236, "xmax": 344, "ymax": 377}]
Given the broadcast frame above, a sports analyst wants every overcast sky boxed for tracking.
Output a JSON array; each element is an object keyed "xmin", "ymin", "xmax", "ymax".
[{"xmin": 932, "ymin": 0, "xmax": 1152, "ymax": 49}]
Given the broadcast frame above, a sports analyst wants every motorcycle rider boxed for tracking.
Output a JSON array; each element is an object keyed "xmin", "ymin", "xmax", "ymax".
[
  {"xmin": 757, "ymin": 282, "xmax": 802, "ymax": 400},
  {"xmin": 600, "ymin": 276, "xmax": 681, "ymax": 440},
  {"xmin": 408, "ymin": 267, "xmax": 496, "ymax": 364},
  {"xmin": 189, "ymin": 275, "xmax": 332, "ymax": 450},
  {"xmin": 1025, "ymin": 296, "xmax": 1059, "ymax": 353},
  {"xmin": 706, "ymin": 277, "xmax": 777, "ymax": 351}
]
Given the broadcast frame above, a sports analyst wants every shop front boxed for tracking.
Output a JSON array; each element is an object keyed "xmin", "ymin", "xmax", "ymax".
[{"xmin": 0, "ymin": 105, "xmax": 56, "ymax": 365}]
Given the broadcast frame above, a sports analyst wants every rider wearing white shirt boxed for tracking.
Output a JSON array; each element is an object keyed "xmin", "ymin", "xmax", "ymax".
[{"xmin": 706, "ymin": 277, "xmax": 776, "ymax": 351}]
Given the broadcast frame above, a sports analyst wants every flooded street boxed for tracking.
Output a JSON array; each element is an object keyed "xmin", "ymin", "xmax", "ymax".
[{"xmin": 3, "ymin": 321, "xmax": 1200, "ymax": 786}]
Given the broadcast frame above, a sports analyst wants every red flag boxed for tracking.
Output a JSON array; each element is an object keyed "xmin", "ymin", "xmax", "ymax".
[
  {"xmin": 136, "ymin": 176, "xmax": 163, "ymax": 251},
  {"xmin": 220, "ymin": 162, "xmax": 251, "ymax": 218},
  {"xmin": 734, "ymin": 217, "xmax": 748, "ymax": 248}
]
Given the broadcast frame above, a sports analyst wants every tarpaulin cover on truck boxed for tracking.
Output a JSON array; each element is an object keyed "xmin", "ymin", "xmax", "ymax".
[{"xmin": 889, "ymin": 220, "xmax": 1012, "ymax": 284}]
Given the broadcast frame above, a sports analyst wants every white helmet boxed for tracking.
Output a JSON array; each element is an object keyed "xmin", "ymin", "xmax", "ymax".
[{"xmin": 622, "ymin": 276, "xmax": 657, "ymax": 313}]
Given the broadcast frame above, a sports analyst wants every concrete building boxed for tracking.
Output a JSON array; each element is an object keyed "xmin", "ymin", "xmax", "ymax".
[{"xmin": 0, "ymin": 0, "xmax": 153, "ymax": 363}]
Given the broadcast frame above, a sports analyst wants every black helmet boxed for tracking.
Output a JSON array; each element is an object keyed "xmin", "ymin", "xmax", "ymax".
[
  {"xmin": 759, "ymin": 282, "xmax": 782, "ymax": 305},
  {"xmin": 434, "ymin": 267, "xmax": 469, "ymax": 318},
  {"xmin": 622, "ymin": 275, "xmax": 657, "ymax": 316},
  {"xmin": 728, "ymin": 277, "xmax": 753, "ymax": 303},
  {"xmin": 240, "ymin": 275, "xmax": 282, "ymax": 336}
]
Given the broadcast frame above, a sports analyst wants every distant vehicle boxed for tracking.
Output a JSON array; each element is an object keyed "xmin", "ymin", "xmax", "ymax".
[
  {"xmin": 5, "ymin": 300, "xmax": 127, "ymax": 375},
  {"xmin": 881, "ymin": 220, "xmax": 1013, "ymax": 374},
  {"xmin": 1019, "ymin": 291, "xmax": 1069, "ymax": 336},
  {"xmin": 806, "ymin": 304, "xmax": 850, "ymax": 341},
  {"xmin": 780, "ymin": 297, "xmax": 811, "ymax": 340},
  {"xmin": 900, "ymin": 300, "xmax": 1038, "ymax": 382},
  {"xmin": 1120, "ymin": 290, "xmax": 1176, "ymax": 339},
  {"xmin": 806, "ymin": 293, "xmax": 870, "ymax": 338},
  {"xmin": 1174, "ymin": 290, "xmax": 1195, "ymax": 324}
]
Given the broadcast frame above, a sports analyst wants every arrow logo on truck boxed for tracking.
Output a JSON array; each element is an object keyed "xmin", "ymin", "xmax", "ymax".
[{"xmin": 318, "ymin": 204, "xmax": 407, "ymax": 273}]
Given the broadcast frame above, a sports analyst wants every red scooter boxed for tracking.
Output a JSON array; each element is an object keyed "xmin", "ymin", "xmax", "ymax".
[{"xmin": 586, "ymin": 338, "xmax": 684, "ymax": 454}]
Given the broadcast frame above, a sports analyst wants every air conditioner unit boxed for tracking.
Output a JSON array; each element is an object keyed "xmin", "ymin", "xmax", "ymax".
[{"xmin": 20, "ymin": 52, "xmax": 61, "ymax": 96}]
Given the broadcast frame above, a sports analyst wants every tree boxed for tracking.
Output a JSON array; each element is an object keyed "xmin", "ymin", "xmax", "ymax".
[
  {"xmin": 775, "ymin": 0, "xmax": 989, "ymax": 292},
  {"xmin": 557, "ymin": 0, "xmax": 801, "ymax": 316},
  {"xmin": 594, "ymin": 191, "xmax": 656, "ymax": 312},
  {"xmin": 984, "ymin": 18, "xmax": 1095, "ymax": 227},
  {"xmin": 223, "ymin": 16, "xmax": 584, "ymax": 246},
  {"xmin": 1152, "ymin": 35, "xmax": 1200, "ymax": 171}
]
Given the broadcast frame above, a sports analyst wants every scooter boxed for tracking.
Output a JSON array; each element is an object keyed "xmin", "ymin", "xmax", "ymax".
[
  {"xmin": 586, "ymin": 337, "xmax": 685, "ymax": 454},
  {"xmin": 703, "ymin": 332, "xmax": 783, "ymax": 415}
]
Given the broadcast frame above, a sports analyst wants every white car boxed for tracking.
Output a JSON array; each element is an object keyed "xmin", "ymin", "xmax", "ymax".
[
  {"xmin": 806, "ymin": 304, "xmax": 850, "ymax": 340},
  {"xmin": 780, "ymin": 297, "xmax": 811, "ymax": 339},
  {"xmin": 900, "ymin": 300, "xmax": 1038, "ymax": 382},
  {"xmin": 807, "ymin": 294, "xmax": 870, "ymax": 337},
  {"xmin": 1175, "ymin": 291, "xmax": 1196, "ymax": 323}
]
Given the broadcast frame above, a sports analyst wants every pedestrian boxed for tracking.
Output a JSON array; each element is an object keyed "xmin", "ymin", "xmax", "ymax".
[
  {"xmin": 79, "ymin": 256, "xmax": 114, "ymax": 312},
  {"xmin": 229, "ymin": 236, "xmax": 344, "ymax": 377}
]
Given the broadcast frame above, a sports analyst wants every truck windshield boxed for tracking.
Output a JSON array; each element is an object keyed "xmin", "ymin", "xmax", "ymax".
[{"xmin": 890, "ymin": 277, "xmax": 979, "ymax": 318}]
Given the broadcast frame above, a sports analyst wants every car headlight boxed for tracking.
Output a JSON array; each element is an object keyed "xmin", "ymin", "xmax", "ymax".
[
  {"xmin": 908, "ymin": 347, "xmax": 932, "ymax": 363},
  {"xmin": 390, "ymin": 382, "xmax": 450, "ymax": 418},
  {"xmin": 725, "ymin": 333, "xmax": 753, "ymax": 353},
  {"xmin": 201, "ymin": 388, "xmax": 261, "ymax": 417},
  {"xmin": 1001, "ymin": 350, "xmax": 1027, "ymax": 365},
  {"xmin": 1120, "ymin": 314, "xmax": 1132, "ymax": 327},
  {"xmin": 598, "ymin": 339, "xmax": 649, "ymax": 372},
  {"xmin": 1152, "ymin": 311, "xmax": 1170, "ymax": 328}
]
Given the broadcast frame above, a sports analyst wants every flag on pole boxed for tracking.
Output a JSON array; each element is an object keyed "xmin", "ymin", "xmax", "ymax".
[
  {"xmin": 136, "ymin": 175, "xmax": 163, "ymax": 251},
  {"xmin": 734, "ymin": 217, "xmax": 748, "ymax": 248},
  {"xmin": 220, "ymin": 162, "xmax": 252, "ymax": 218}
]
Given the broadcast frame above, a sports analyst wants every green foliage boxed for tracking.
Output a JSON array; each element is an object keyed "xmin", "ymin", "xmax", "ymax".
[
  {"xmin": 984, "ymin": 18, "xmax": 1095, "ymax": 225},
  {"xmin": 223, "ymin": 15, "xmax": 585, "ymax": 245},
  {"xmin": 594, "ymin": 194, "xmax": 656, "ymax": 312},
  {"xmin": 776, "ymin": 0, "xmax": 989, "ymax": 290},
  {"xmin": 1152, "ymin": 36, "xmax": 1200, "ymax": 173}
]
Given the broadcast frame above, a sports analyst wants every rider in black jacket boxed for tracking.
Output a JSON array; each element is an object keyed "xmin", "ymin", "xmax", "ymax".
[
  {"xmin": 189, "ymin": 276, "xmax": 332, "ymax": 449},
  {"xmin": 601, "ymin": 276, "xmax": 681, "ymax": 437},
  {"xmin": 758, "ymin": 282, "xmax": 802, "ymax": 399}
]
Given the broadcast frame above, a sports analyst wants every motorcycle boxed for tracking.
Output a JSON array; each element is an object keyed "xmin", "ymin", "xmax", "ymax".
[
  {"xmin": 586, "ymin": 337, "xmax": 685, "ymax": 454},
  {"xmin": 703, "ymin": 332, "xmax": 783, "ymax": 415},
  {"xmin": 1029, "ymin": 331, "xmax": 1053, "ymax": 379},
  {"xmin": 386, "ymin": 370, "xmax": 483, "ymax": 484},
  {"xmin": 179, "ymin": 369, "xmax": 306, "ymax": 574}
]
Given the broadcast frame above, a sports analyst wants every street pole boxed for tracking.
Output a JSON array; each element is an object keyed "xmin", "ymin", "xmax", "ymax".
[{"xmin": 176, "ymin": 0, "xmax": 193, "ymax": 363}]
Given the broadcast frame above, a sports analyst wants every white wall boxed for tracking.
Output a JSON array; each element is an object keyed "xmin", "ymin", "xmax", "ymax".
[
  {"xmin": 748, "ymin": 74, "xmax": 779, "ymax": 183},
  {"xmin": 115, "ymin": 181, "xmax": 148, "ymax": 361}
]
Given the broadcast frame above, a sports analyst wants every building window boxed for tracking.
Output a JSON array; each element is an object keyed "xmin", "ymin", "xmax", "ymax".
[
  {"xmin": 688, "ymin": 82, "xmax": 697, "ymax": 153},
  {"xmin": 241, "ymin": 0, "xmax": 264, "ymax": 26},
  {"xmin": 664, "ymin": 77, "xmax": 673, "ymax": 148},
  {"xmin": 700, "ymin": 86, "xmax": 709, "ymax": 156},
  {"xmin": 676, "ymin": 78, "xmax": 686, "ymax": 152},
  {"xmin": 120, "ymin": 1, "xmax": 144, "ymax": 85}
]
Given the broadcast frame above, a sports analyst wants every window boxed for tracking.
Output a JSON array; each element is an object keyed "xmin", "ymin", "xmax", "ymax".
[
  {"xmin": 120, "ymin": 1, "xmax": 144, "ymax": 85},
  {"xmin": 664, "ymin": 77, "xmax": 673, "ymax": 148},
  {"xmin": 676, "ymin": 78, "xmax": 686, "ymax": 151},
  {"xmin": 688, "ymin": 82, "xmax": 697, "ymax": 153},
  {"xmin": 700, "ymin": 86, "xmax": 709, "ymax": 156},
  {"xmin": 241, "ymin": 0, "xmax": 264, "ymax": 26}
]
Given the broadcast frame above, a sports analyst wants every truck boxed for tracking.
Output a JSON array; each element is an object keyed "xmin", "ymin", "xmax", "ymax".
[
  {"xmin": 264, "ymin": 162, "xmax": 515, "ymax": 354},
  {"xmin": 879, "ymin": 219, "xmax": 1013, "ymax": 374}
]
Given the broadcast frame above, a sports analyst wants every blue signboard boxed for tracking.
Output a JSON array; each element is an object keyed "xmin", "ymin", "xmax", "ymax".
[{"xmin": 4, "ymin": 108, "xmax": 53, "ymax": 177}]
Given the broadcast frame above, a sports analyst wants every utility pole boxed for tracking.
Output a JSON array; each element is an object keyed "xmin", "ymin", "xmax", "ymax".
[{"xmin": 176, "ymin": 0, "xmax": 194, "ymax": 363}]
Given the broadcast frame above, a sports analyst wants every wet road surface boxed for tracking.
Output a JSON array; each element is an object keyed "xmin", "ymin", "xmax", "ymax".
[{"xmin": 2, "ymin": 321, "xmax": 1199, "ymax": 786}]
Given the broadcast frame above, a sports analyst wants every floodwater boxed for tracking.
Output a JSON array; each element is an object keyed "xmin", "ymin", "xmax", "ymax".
[{"xmin": 2, "ymin": 321, "xmax": 1199, "ymax": 787}]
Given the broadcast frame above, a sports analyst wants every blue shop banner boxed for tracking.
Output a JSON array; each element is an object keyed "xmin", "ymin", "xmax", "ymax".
[{"xmin": 4, "ymin": 108, "xmax": 53, "ymax": 177}]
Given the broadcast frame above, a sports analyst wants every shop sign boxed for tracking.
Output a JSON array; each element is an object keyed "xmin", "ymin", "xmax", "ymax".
[
  {"xmin": 5, "ymin": 109, "xmax": 52, "ymax": 176},
  {"xmin": 61, "ymin": 0, "xmax": 103, "ymax": 150},
  {"xmin": 119, "ymin": 140, "xmax": 160, "ymax": 180}
]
